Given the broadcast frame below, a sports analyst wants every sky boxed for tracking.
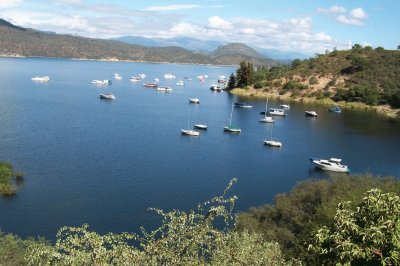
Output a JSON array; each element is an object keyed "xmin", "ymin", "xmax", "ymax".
[{"xmin": 0, "ymin": 0, "xmax": 398, "ymax": 54}]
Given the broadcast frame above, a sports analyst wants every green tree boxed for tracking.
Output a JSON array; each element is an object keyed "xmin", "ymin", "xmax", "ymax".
[
  {"xmin": 227, "ymin": 73, "xmax": 236, "ymax": 89},
  {"xmin": 309, "ymin": 189, "xmax": 400, "ymax": 265},
  {"xmin": 236, "ymin": 61, "xmax": 254, "ymax": 87}
]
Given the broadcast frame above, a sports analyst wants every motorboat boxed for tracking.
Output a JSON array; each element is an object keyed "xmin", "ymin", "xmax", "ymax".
[
  {"xmin": 130, "ymin": 77, "xmax": 141, "ymax": 82},
  {"xmin": 157, "ymin": 86, "xmax": 172, "ymax": 92},
  {"xmin": 114, "ymin": 73, "xmax": 122, "ymax": 80},
  {"xmin": 193, "ymin": 124, "xmax": 208, "ymax": 130},
  {"xmin": 210, "ymin": 85, "xmax": 222, "ymax": 92},
  {"xmin": 99, "ymin": 93, "xmax": 116, "ymax": 100},
  {"xmin": 224, "ymin": 102, "xmax": 241, "ymax": 133},
  {"xmin": 217, "ymin": 75, "xmax": 226, "ymax": 83},
  {"xmin": 264, "ymin": 140, "xmax": 282, "ymax": 147},
  {"xmin": 280, "ymin": 104, "xmax": 290, "ymax": 109},
  {"xmin": 31, "ymin": 76, "xmax": 50, "ymax": 82},
  {"xmin": 176, "ymin": 80, "xmax": 184, "ymax": 86},
  {"xmin": 181, "ymin": 129, "xmax": 200, "ymax": 136},
  {"xmin": 310, "ymin": 158, "xmax": 349, "ymax": 173},
  {"xmin": 266, "ymin": 108, "xmax": 286, "ymax": 116},
  {"xmin": 197, "ymin": 74, "xmax": 208, "ymax": 81},
  {"xmin": 163, "ymin": 73, "xmax": 176, "ymax": 79},
  {"xmin": 92, "ymin": 79, "xmax": 112, "ymax": 85},
  {"xmin": 328, "ymin": 106, "xmax": 342, "ymax": 113},
  {"xmin": 305, "ymin": 111, "xmax": 318, "ymax": 117},
  {"xmin": 189, "ymin": 98, "xmax": 200, "ymax": 104},
  {"xmin": 139, "ymin": 73, "xmax": 146, "ymax": 79},
  {"xmin": 234, "ymin": 102, "xmax": 253, "ymax": 108},
  {"xmin": 143, "ymin": 83, "xmax": 158, "ymax": 88}
]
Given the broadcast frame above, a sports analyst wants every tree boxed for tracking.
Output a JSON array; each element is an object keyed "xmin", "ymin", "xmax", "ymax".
[
  {"xmin": 227, "ymin": 73, "xmax": 236, "ymax": 89},
  {"xmin": 397, "ymin": 45, "xmax": 400, "ymax": 50},
  {"xmin": 352, "ymin": 43, "xmax": 362, "ymax": 50},
  {"xmin": 309, "ymin": 189, "xmax": 400, "ymax": 265},
  {"xmin": 236, "ymin": 61, "xmax": 254, "ymax": 87}
]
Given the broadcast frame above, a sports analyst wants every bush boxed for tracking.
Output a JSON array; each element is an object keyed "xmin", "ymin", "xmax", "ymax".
[{"xmin": 309, "ymin": 76, "xmax": 319, "ymax": 85}]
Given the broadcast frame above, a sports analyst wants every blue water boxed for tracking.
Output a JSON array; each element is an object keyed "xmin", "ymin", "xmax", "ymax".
[{"xmin": 0, "ymin": 57, "xmax": 399, "ymax": 239}]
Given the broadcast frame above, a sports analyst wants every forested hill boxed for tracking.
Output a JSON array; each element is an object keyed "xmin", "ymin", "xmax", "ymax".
[
  {"xmin": 0, "ymin": 19, "xmax": 275, "ymax": 66},
  {"xmin": 251, "ymin": 45, "xmax": 400, "ymax": 108}
]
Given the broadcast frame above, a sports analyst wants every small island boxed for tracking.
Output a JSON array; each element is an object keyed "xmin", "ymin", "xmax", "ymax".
[{"xmin": 0, "ymin": 161, "xmax": 24, "ymax": 196}]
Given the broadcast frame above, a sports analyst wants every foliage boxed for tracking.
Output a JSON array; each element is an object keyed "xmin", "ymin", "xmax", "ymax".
[
  {"xmin": 309, "ymin": 76, "xmax": 319, "ymax": 85},
  {"xmin": 25, "ymin": 179, "xmax": 292, "ymax": 265},
  {"xmin": 333, "ymin": 85, "xmax": 381, "ymax": 105},
  {"xmin": 227, "ymin": 73, "xmax": 236, "ymax": 90},
  {"xmin": 309, "ymin": 189, "xmax": 400, "ymax": 265},
  {"xmin": 236, "ymin": 61, "xmax": 254, "ymax": 87},
  {"xmin": 236, "ymin": 174, "xmax": 400, "ymax": 263},
  {"xmin": 0, "ymin": 161, "xmax": 20, "ymax": 196}
]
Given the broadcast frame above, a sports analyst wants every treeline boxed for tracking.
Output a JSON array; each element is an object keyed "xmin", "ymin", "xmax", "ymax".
[
  {"xmin": 228, "ymin": 45, "xmax": 400, "ymax": 109},
  {"xmin": 1, "ymin": 174, "xmax": 400, "ymax": 265},
  {"xmin": 0, "ymin": 161, "xmax": 24, "ymax": 196}
]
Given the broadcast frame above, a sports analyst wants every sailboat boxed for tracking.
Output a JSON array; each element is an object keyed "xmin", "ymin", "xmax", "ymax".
[
  {"xmin": 224, "ymin": 102, "xmax": 241, "ymax": 133},
  {"xmin": 181, "ymin": 110, "xmax": 200, "ymax": 136},
  {"xmin": 264, "ymin": 123, "xmax": 282, "ymax": 147},
  {"xmin": 260, "ymin": 98, "xmax": 275, "ymax": 123}
]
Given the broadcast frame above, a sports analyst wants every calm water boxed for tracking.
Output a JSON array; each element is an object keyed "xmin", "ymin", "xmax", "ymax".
[{"xmin": 0, "ymin": 57, "xmax": 399, "ymax": 239}]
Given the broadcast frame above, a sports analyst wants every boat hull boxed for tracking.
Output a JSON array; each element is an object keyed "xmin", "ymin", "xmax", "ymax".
[
  {"xmin": 181, "ymin": 129, "xmax": 200, "ymax": 136},
  {"xmin": 224, "ymin": 126, "xmax": 241, "ymax": 133},
  {"xmin": 264, "ymin": 140, "xmax": 282, "ymax": 147}
]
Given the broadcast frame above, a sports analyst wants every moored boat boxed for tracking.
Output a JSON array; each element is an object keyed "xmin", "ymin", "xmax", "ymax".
[
  {"xmin": 264, "ymin": 140, "xmax": 282, "ymax": 147},
  {"xmin": 310, "ymin": 158, "xmax": 349, "ymax": 173},
  {"xmin": 189, "ymin": 98, "xmax": 200, "ymax": 104},
  {"xmin": 99, "ymin": 93, "xmax": 116, "ymax": 100},
  {"xmin": 92, "ymin": 79, "xmax": 112, "ymax": 85},
  {"xmin": 280, "ymin": 104, "xmax": 290, "ymax": 109},
  {"xmin": 31, "ymin": 76, "xmax": 50, "ymax": 82},
  {"xmin": 114, "ymin": 73, "xmax": 122, "ymax": 80},
  {"xmin": 224, "ymin": 102, "xmax": 241, "ymax": 133},
  {"xmin": 164, "ymin": 73, "xmax": 176, "ymax": 79},
  {"xmin": 210, "ymin": 85, "xmax": 222, "ymax": 91},
  {"xmin": 234, "ymin": 102, "xmax": 253, "ymax": 108},
  {"xmin": 181, "ymin": 129, "xmax": 200, "ymax": 136},
  {"xmin": 328, "ymin": 106, "xmax": 341, "ymax": 113},
  {"xmin": 143, "ymin": 83, "xmax": 158, "ymax": 88},
  {"xmin": 305, "ymin": 111, "xmax": 318, "ymax": 117},
  {"xmin": 266, "ymin": 108, "xmax": 286, "ymax": 116},
  {"xmin": 157, "ymin": 86, "xmax": 172, "ymax": 92},
  {"xmin": 176, "ymin": 80, "xmax": 184, "ymax": 86},
  {"xmin": 130, "ymin": 77, "xmax": 141, "ymax": 82},
  {"xmin": 193, "ymin": 124, "xmax": 208, "ymax": 130}
]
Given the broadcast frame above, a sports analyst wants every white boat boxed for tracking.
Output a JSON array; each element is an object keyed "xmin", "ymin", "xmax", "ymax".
[
  {"xmin": 189, "ymin": 98, "xmax": 200, "ymax": 104},
  {"xmin": 164, "ymin": 73, "xmax": 176, "ymax": 79},
  {"xmin": 224, "ymin": 102, "xmax": 241, "ymax": 133},
  {"xmin": 193, "ymin": 124, "xmax": 208, "ymax": 130},
  {"xmin": 260, "ymin": 98, "xmax": 275, "ymax": 123},
  {"xmin": 264, "ymin": 140, "xmax": 282, "ymax": 147},
  {"xmin": 114, "ymin": 73, "xmax": 122, "ymax": 80},
  {"xmin": 267, "ymin": 108, "xmax": 286, "ymax": 116},
  {"xmin": 280, "ymin": 104, "xmax": 290, "ymax": 109},
  {"xmin": 197, "ymin": 74, "xmax": 207, "ymax": 81},
  {"xmin": 92, "ymin": 79, "xmax": 112, "ymax": 85},
  {"xmin": 139, "ymin": 73, "xmax": 146, "ymax": 79},
  {"xmin": 157, "ymin": 86, "xmax": 172, "ymax": 92},
  {"xmin": 176, "ymin": 80, "xmax": 184, "ymax": 86},
  {"xmin": 154, "ymin": 78, "xmax": 160, "ymax": 82},
  {"xmin": 130, "ymin": 77, "xmax": 141, "ymax": 82},
  {"xmin": 99, "ymin": 93, "xmax": 116, "ymax": 100},
  {"xmin": 31, "ymin": 76, "xmax": 50, "ymax": 82},
  {"xmin": 210, "ymin": 85, "xmax": 222, "ymax": 92},
  {"xmin": 305, "ymin": 111, "xmax": 318, "ymax": 117},
  {"xmin": 181, "ymin": 111, "xmax": 200, "ymax": 136},
  {"xmin": 263, "ymin": 123, "xmax": 282, "ymax": 147},
  {"xmin": 234, "ymin": 102, "xmax": 253, "ymax": 108},
  {"xmin": 310, "ymin": 158, "xmax": 349, "ymax": 173}
]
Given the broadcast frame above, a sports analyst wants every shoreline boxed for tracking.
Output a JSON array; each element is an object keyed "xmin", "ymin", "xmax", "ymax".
[{"xmin": 230, "ymin": 88, "xmax": 400, "ymax": 119}]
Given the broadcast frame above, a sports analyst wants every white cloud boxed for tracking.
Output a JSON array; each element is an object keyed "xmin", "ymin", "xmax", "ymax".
[
  {"xmin": 317, "ymin": 5, "xmax": 346, "ymax": 14},
  {"xmin": 207, "ymin": 16, "xmax": 232, "ymax": 30},
  {"xmin": 145, "ymin": 4, "xmax": 200, "ymax": 12},
  {"xmin": 0, "ymin": 0, "xmax": 22, "ymax": 9},
  {"xmin": 336, "ymin": 15, "xmax": 364, "ymax": 26},
  {"xmin": 350, "ymin": 8, "xmax": 368, "ymax": 19}
]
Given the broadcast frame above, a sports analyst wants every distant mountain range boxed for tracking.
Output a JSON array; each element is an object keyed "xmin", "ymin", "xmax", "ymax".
[
  {"xmin": 112, "ymin": 36, "xmax": 308, "ymax": 60},
  {"xmin": 0, "ymin": 18, "xmax": 277, "ymax": 66}
]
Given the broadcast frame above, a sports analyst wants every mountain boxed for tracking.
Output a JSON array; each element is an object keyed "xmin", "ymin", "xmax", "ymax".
[
  {"xmin": 0, "ymin": 19, "xmax": 276, "ymax": 66},
  {"xmin": 255, "ymin": 47, "xmax": 309, "ymax": 61}
]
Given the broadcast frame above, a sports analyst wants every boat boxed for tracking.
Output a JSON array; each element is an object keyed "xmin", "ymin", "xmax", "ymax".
[
  {"xmin": 263, "ymin": 123, "xmax": 282, "ymax": 147},
  {"xmin": 139, "ymin": 73, "xmax": 146, "ymax": 79},
  {"xmin": 280, "ymin": 104, "xmax": 290, "ymax": 109},
  {"xmin": 157, "ymin": 86, "xmax": 172, "ymax": 92},
  {"xmin": 260, "ymin": 98, "xmax": 275, "ymax": 123},
  {"xmin": 210, "ymin": 85, "xmax": 222, "ymax": 92},
  {"xmin": 234, "ymin": 102, "xmax": 253, "ymax": 108},
  {"xmin": 310, "ymin": 158, "xmax": 349, "ymax": 173},
  {"xmin": 130, "ymin": 77, "xmax": 141, "ymax": 82},
  {"xmin": 197, "ymin": 74, "xmax": 207, "ymax": 81},
  {"xmin": 224, "ymin": 102, "xmax": 241, "ymax": 133},
  {"xmin": 181, "ymin": 111, "xmax": 200, "ymax": 136},
  {"xmin": 266, "ymin": 108, "xmax": 286, "ymax": 116},
  {"xmin": 176, "ymin": 80, "xmax": 184, "ymax": 86},
  {"xmin": 114, "ymin": 73, "xmax": 122, "ymax": 80},
  {"xmin": 92, "ymin": 79, "xmax": 112, "ymax": 85},
  {"xmin": 32, "ymin": 76, "xmax": 50, "ymax": 82},
  {"xmin": 143, "ymin": 83, "xmax": 158, "ymax": 88},
  {"xmin": 163, "ymin": 73, "xmax": 176, "ymax": 79},
  {"xmin": 99, "ymin": 93, "xmax": 116, "ymax": 100},
  {"xmin": 328, "ymin": 106, "xmax": 342, "ymax": 113},
  {"xmin": 193, "ymin": 124, "xmax": 208, "ymax": 130},
  {"xmin": 264, "ymin": 140, "xmax": 282, "ymax": 147},
  {"xmin": 189, "ymin": 98, "xmax": 200, "ymax": 104},
  {"xmin": 154, "ymin": 78, "xmax": 160, "ymax": 82},
  {"xmin": 217, "ymin": 75, "xmax": 226, "ymax": 83},
  {"xmin": 305, "ymin": 111, "xmax": 318, "ymax": 117}
]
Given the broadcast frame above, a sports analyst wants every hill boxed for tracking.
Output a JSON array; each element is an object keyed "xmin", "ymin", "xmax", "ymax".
[
  {"xmin": 0, "ymin": 19, "xmax": 276, "ymax": 66},
  {"xmin": 231, "ymin": 45, "xmax": 400, "ymax": 116}
]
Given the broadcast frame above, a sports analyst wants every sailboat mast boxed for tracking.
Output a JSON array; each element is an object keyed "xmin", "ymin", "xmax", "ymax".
[{"xmin": 229, "ymin": 102, "xmax": 234, "ymax": 125}]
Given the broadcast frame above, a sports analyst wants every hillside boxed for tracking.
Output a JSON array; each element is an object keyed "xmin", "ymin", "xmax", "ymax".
[
  {"xmin": 0, "ymin": 19, "xmax": 275, "ymax": 66},
  {"xmin": 211, "ymin": 43, "xmax": 275, "ymax": 66},
  {"xmin": 232, "ymin": 45, "xmax": 400, "ymax": 115}
]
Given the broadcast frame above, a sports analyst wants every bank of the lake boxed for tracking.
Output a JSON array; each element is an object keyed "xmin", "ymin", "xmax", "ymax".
[{"xmin": 230, "ymin": 87, "xmax": 400, "ymax": 119}]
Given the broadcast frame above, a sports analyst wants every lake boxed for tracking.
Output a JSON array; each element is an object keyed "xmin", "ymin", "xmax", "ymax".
[{"xmin": 0, "ymin": 57, "xmax": 399, "ymax": 240}]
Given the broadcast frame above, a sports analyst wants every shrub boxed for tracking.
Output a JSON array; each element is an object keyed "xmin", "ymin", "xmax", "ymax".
[{"xmin": 309, "ymin": 76, "xmax": 319, "ymax": 85}]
